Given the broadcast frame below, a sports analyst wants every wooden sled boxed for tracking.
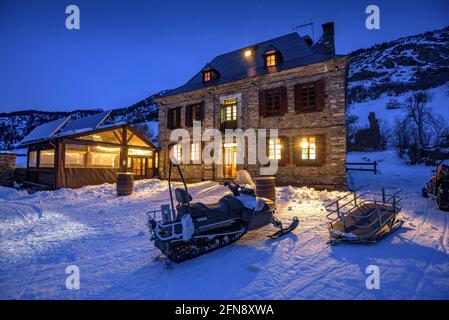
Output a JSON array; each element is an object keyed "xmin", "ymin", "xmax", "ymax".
[{"xmin": 326, "ymin": 187, "xmax": 403, "ymax": 244}]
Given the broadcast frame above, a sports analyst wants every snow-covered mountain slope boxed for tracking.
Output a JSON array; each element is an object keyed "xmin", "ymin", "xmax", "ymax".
[
  {"xmin": 348, "ymin": 26, "xmax": 449, "ymax": 103},
  {"xmin": 347, "ymin": 25, "xmax": 449, "ymax": 133},
  {"xmin": 0, "ymin": 90, "xmax": 168, "ymax": 150}
]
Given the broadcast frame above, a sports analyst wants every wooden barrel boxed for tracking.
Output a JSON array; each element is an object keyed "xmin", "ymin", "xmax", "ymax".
[
  {"xmin": 255, "ymin": 176, "xmax": 276, "ymax": 203},
  {"xmin": 117, "ymin": 172, "xmax": 134, "ymax": 196}
]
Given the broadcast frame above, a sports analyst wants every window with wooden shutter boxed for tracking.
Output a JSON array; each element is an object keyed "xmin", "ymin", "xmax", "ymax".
[
  {"xmin": 185, "ymin": 103, "xmax": 204, "ymax": 127},
  {"xmin": 259, "ymin": 87, "xmax": 287, "ymax": 117},
  {"xmin": 295, "ymin": 135, "xmax": 326, "ymax": 166},
  {"xmin": 167, "ymin": 107, "xmax": 182, "ymax": 129},
  {"xmin": 294, "ymin": 80, "xmax": 325, "ymax": 113}
]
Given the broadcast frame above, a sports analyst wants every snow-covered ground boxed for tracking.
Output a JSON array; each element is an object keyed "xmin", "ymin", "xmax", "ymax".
[
  {"xmin": 347, "ymin": 84, "xmax": 449, "ymax": 128},
  {"xmin": 1, "ymin": 150, "xmax": 448, "ymax": 299}
]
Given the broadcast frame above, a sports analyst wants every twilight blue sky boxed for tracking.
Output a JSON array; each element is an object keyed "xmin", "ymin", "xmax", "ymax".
[{"xmin": 0, "ymin": 0, "xmax": 448, "ymax": 113}]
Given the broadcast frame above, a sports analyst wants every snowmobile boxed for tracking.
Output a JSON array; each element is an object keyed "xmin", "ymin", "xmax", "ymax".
[
  {"xmin": 146, "ymin": 162, "xmax": 299, "ymax": 263},
  {"xmin": 422, "ymin": 161, "xmax": 449, "ymax": 211}
]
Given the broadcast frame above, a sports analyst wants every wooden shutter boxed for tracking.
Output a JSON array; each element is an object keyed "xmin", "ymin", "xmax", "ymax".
[
  {"xmin": 294, "ymin": 84, "xmax": 302, "ymax": 113},
  {"xmin": 316, "ymin": 80, "xmax": 325, "ymax": 111},
  {"xmin": 176, "ymin": 107, "xmax": 181, "ymax": 128},
  {"xmin": 294, "ymin": 136, "xmax": 302, "ymax": 165},
  {"xmin": 195, "ymin": 102, "xmax": 205, "ymax": 121},
  {"xmin": 317, "ymin": 135, "xmax": 326, "ymax": 165},
  {"xmin": 259, "ymin": 90, "xmax": 266, "ymax": 117},
  {"xmin": 167, "ymin": 109, "xmax": 173, "ymax": 129},
  {"xmin": 185, "ymin": 105, "xmax": 193, "ymax": 127},
  {"xmin": 280, "ymin": 136, "xmax": 289, "ymax": 166},
  {"xmin": 279, "ymin": 87, "xmax": 287, "ymax": 115}
]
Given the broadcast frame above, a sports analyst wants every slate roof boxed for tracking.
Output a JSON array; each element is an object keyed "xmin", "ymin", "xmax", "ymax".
[{"xmin": 160, "ymin": 32, "xmax": 344, "ymax": 98}]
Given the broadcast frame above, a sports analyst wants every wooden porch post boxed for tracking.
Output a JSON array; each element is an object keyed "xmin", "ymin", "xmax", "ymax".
[{"xmin": 54, "ymin": 141, "xmax": 65, "ymax": 189}]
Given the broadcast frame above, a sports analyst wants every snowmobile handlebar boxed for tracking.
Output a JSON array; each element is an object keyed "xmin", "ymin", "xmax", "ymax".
[{"xmin": 223, "ymin": 180, "xmax": 240, "ymax": 196}]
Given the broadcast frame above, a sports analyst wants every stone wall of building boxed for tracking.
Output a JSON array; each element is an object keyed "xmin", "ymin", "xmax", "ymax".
[
  {"xmin": 157, "ymin": 56, "xmax": 348, "ymax": 189},
  {"xmin": 0, "ymin": 153, "xmax": 16, "ymax": 187}
]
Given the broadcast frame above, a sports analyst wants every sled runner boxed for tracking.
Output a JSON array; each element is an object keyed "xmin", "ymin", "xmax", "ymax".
[
  {"xmin": 326, "ymin": 187, "xmax": 403, "ymax": 244},
  {"xmin": 146, "ymin": 162, "xmax": 299, "ymax": 263}
]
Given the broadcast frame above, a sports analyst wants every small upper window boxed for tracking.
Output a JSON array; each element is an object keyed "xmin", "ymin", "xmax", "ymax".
[
  {"xmin": 265, "ymin": 52, "xmax": 276, "ymax": 67},
  {"xmin": 203, "ymin": 70, "xmax": 212, "ymax": 82}
]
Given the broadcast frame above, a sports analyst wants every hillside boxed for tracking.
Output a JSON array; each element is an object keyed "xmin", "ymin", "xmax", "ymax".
[
  {"xmin": 347, "ymin": 25, "xmax": 449, "ymax": 104},
  {"xmin": 0, "ymin": 90, "xmax": 169, "ymax": 149},
  {"xmin": 1, "ymin": 26, "xmax": 448, "ymax": 150}
]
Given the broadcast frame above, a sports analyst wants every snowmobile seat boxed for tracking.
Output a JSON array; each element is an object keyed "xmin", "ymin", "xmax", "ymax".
[
  {"xmin": 175, "ymin": 188, "xmax": 192, "ymax": 204},
  {"xmin": 189, "ymin": 197, "xmax": 244, "ymax": 221}
]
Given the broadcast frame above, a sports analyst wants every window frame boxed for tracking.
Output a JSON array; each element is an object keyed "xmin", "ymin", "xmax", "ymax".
[
  {"xmin": 39, "ymin": 149, "xmax": 55, "ymax": 168},
  {"xmin": 190, "ymin": 142, "xmax": 202, "ymax": 164},
  {"xmin": 265, "ymin": 52, "xmax": 277, "ymax": 67},
  {"xmin": 167, "ymin": 107, "xmax": 182, "ymax": 130},
  {"xmin": 295, "ymin": 135, "xmax": 325, "ymax": 166},
  {"xmin": 294, "ymin": 80, "xmax": 325, "ymax": 113},
  {"xmin": 203, "ymin": 70, "xmax": 212, "ymax": 82}
]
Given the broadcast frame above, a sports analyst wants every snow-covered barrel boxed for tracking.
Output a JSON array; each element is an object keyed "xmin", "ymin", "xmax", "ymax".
[
  {"xmin": 254, "ymin": 176, "xmax": 276, "ymax": 203},
  {"xmin": 117, "ymin": 172, "xmax": 134, "ymax": 196}
]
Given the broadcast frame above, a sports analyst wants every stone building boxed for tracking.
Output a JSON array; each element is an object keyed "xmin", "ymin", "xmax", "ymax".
[
  {"xmin": 156, "ymin": 22, "xmax": 348, "ymax": 189},
  {"xmin": 0, "ymin": 152, "xmax": 16, "ymax": 187}
]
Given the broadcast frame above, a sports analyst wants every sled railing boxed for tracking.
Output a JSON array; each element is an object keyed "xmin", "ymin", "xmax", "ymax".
[
  {"xmin": 325, "ymin": 186, "xmax": 402, "ymax": 233},
  {"xmin": 146, "ymin": 208, "xmax": 183, "ymax": 241}
]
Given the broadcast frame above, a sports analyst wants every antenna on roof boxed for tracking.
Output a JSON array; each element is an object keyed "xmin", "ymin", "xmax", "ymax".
[{"xmin": 292, "ymin": 21, "xmax": 314, "ymax": 40}]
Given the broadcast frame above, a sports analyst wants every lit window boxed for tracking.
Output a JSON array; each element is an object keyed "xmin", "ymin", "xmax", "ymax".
[
  {"xmin": 300, "ymin": 137, "xmax": 316, "ymax": 160},
  {"xmin": 203, "ymin": 71, "xmax": 212, "ymax": 82},
  {"xmin": 265, "ymin": 52, "xmax": 276, "ymax": 67},
  {"xmin": 64, "ymin": 144, "xmax": 120, "ymax": 168},
  {"xmin": 65, "ymin": 144, "xmax": 87, "ymax": 168},
  {"xmin": 89, "ymin": 146, "xmax": 120, "ymax": 168},
  {"xmin": 28, "ymin": 151, "xmax": 37, "ymax": 168},
  {"xmin": 154, "ymin": 152, "xmax": 159, "ymax": 168},
  {"xmin": 128, "ymin": 148, "xmax": 152, "ymax": 156},
  {"xmin": 171, "ymin": 144, "xmax": 182, "ymax": 164},
  {"xmin": 244, "ymin": 49, "xmax": 252, "ymax": 57},
  {"xmin": 223, "ymin": 98, "xmax": 237, "ymax": 121},
  {"xmin": 269, "ymin": 138, "xmax": 282, "ymax": 160},
  {"xmin": 191, "ymin": 142, "xmax": 201, "ymax": 163},
  {"xmin": 39, "ymin": 149, "xmax": 55, "ymax": 168}
]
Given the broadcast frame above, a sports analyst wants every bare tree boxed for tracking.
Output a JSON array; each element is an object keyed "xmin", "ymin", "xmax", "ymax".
[{"xmin": 403, "ymin": 91, "xmax": 434, "ymax": 160}]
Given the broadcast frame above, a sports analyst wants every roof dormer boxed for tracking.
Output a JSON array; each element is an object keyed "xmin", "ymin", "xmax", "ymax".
[
  {"xmin": 263, "ymin": 45, "xmax": 283, "ymax": 67},
  {"xmin": 202, "ymin": 64, "xmax": 219, "ymax": 83}
]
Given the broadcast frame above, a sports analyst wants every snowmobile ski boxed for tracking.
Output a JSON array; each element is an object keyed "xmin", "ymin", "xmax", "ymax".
[{"xmin": 267, "ymin": 217, "xmax": 299, "ymax": 239}]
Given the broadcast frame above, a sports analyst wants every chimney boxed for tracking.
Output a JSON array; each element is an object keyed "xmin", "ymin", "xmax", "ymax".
[{"xmin": 321, "ymin": 22, "xmax": 335, "ymax": 55}]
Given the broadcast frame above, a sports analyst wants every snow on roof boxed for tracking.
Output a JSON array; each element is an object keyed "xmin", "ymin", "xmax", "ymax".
[
  {"xmin": 59, "ymin": 111, "xmax": 111, "ymax": 136},
  {"xmin": 20, "ymin": 116, "xmax": 71, "ymax": 146}
]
